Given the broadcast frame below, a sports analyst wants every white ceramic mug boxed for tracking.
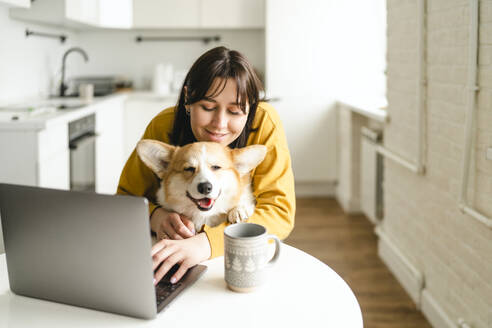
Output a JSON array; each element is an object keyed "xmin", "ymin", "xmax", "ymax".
[
  {"xmin": 79, "ymin": 83, "xmax": 94, "ymax": 102},
  {"xmin": 224, "ymin": 223, "xmax": 281, "ymax": 292}
]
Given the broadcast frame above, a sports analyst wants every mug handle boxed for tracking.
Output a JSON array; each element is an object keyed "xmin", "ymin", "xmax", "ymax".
[{"xmin": 266, "ymin": 234, "xmax": 281, "ymax": 267}]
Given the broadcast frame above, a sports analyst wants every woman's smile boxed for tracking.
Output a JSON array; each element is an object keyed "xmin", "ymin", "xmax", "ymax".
[{"xmin": 205, "ymin": 129, "xmax": 228, "ymax": 141}]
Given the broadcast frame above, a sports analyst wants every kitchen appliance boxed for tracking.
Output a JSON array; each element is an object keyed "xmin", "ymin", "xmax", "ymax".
[
  {"xmin": 152, "ymin": 63, "xmax": 173, "ymax": 95},
  {"xmin": 67, "ymin": 76, "xmax": 132, "ymax": 97},
  {"xmin": 70, "ymin": 76, "xmax": 116, "ymax": 97},
  {"xmin": 68, "ymin": 114, "xmax": 97, "ymax": 192}
]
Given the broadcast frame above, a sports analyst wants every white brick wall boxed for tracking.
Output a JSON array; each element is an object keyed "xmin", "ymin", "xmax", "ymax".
[{"xmin": 385, "ymin": 0, "xmax": 492, "ymax": 327}]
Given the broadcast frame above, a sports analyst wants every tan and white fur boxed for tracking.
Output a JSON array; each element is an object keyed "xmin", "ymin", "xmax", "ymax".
[{"xmin": 136, "ymin": 140, "xmax": 267, "ymax": 232}]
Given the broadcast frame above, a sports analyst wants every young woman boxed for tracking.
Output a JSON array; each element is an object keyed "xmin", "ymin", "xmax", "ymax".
[{"xmin": 117, "ymin": 46, "xmax": 295, "ymax": 285}]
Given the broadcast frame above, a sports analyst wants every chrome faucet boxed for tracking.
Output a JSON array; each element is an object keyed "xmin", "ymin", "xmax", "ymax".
[{"xmin": 60, "ymin": 47, "xmax": 89, "ymax": 97}]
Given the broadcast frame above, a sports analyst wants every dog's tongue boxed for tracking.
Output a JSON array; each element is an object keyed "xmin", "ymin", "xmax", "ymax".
[{"xmin": 198, "ymin": 198, "xmax": 213, "ymax": 208}]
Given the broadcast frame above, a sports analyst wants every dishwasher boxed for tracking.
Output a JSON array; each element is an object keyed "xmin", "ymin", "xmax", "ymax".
[{"xmin": 68, "ymin": 114, "xmax": 97, "ymax": 192}]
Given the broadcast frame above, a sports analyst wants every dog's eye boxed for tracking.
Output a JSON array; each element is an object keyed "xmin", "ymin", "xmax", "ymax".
[
  {"xmin": 211, "ymin": 165, "xmax": 221, "ymax": 171},
  {"xmin": 184, "ymin": 167, "xmax": 196, "ymax": 173}
]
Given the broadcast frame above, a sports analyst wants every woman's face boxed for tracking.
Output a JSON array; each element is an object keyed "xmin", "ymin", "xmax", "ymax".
[{"xmin": 188, "ymin": 78, "xmax": 248, "ymax": 146}]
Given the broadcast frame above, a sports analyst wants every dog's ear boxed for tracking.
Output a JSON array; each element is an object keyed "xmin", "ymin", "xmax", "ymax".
[
  {"xmin": 136, "ymin": 140, "xmax": 176, "ymax": 178},
  {"xmin": 231, "ymin": 145, "xmax": 267, "ymax": 176}
]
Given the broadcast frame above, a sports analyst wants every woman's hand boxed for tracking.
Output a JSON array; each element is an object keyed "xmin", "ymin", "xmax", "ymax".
[
  {"xmin": 151, "ymin": 232, "xmax": 211, "ymax": 284},
  {"xmin": 151, "ymin": 207, "xmax": 195, "ymax": 240}
]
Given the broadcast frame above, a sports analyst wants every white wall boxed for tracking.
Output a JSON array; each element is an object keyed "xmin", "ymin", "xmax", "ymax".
[
  {"xmin": 72, "ymin": 29, "xmax": 265, "ymax": 90},
  {"xmin": 330, "ymin": 0, "xmax": 387, "ymax": 107},
  {"xmin": 0, "ymin": 5, "xmax": 79, "ymax": 105},
  {"xmin": 265, "ymin": 0, "xmax": 386, "ymax": 185},
  {"xmin": 0, "ymin": 3, "xmax": 264, "ymax": 103}
]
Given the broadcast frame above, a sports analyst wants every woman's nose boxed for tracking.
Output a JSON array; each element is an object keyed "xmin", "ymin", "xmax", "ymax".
[{"xmin": 211, "ymin": 109, "xmax": 227, "ymax": 129}]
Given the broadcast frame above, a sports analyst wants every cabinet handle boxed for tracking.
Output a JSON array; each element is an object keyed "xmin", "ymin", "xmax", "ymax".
[{"xmin": 69, "ymin": 133, "xmax": 98, "ymax": 150}]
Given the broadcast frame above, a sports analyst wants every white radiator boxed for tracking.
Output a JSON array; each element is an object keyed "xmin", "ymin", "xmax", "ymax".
[{"xmin": 360, "ymin": 127, "xmax": 383, "ymax": 224}]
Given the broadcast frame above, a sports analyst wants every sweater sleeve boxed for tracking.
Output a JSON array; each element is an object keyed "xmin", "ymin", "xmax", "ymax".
[{"xmin": 202, "ymin": 104, "xmax": 296, "ymax": 258}]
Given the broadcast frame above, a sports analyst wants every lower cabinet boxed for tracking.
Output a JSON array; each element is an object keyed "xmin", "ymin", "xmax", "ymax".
[
  {"xmin": 123, "ymin": 94, "xmax": 177, "ymax": 160},
  {"xmin": 0, "ymin": 122, "xmax": 69, "ymax": 189},
  {"xmin": 95, "ymin": 97, "xmax": 125, "ymax": 194},
  {"xmin": 38, "ymin": 121, "xmax": 70, "ymax": 190},
  {"xmin": 0, "ymin": 96, "xmax": 126, "ymax": 194},
  {"xmin": 38, "ymin": 150, "xmax": 70, "ymax": 190}
]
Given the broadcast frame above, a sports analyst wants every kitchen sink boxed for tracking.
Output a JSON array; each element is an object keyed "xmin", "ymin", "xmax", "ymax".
[
  {"xmin": 0, "ymin": 98, "xmax": 91, "ymax": 121},
  {"xmin": 45, "ymin": 98, "xmax": 90, "ymax": 110}
]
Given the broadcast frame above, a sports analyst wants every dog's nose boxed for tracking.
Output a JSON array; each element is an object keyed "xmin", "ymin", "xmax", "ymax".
[{"xmin": 197, "ymin": 182, "xmax": 213, "ymax": 195}]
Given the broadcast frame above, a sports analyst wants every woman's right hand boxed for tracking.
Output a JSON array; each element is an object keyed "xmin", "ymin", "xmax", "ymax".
[{"xmin": 150, "ymin": 207, "xmax": 196, "ymax": 240}]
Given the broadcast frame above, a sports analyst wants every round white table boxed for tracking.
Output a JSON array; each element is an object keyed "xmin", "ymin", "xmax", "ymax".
[{"xmin": 0, "ymin": 244, "xmax": 363, "ymax": 327}]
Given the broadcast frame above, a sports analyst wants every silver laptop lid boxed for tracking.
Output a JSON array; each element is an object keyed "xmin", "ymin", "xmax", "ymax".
[{"xmin": 0, "ymin": 183, "xmax": 157, "ymax": 319}]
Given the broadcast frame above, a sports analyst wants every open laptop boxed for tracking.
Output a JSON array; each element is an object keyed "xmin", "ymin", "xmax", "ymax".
[{"xmin": 0, "ymin": 183, "xmax": 207, "ymax": 319}]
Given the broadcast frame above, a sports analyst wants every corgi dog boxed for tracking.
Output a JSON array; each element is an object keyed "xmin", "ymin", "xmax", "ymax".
[{"xmin": 136, "ymin": 140, "xmax": 267, "ymax": 232}]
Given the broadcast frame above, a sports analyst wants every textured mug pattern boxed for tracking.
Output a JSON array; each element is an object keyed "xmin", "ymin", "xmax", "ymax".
[
  {"xmin": 224, "ymin": 231, "xmax": 280, "ymax": 291},
  {"xmin": 224, "ymin": 246, "xmax": 269, "ymax": 288}
]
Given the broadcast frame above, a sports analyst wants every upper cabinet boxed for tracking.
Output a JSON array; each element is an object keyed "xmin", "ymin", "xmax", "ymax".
[
  {"xmin": 98, "ymin": 0, "xmax": 133, "ymax": 28},
  {"xmin": 133, "ymin": 0, "xmax": 200, "ymax": 28},
  {"xmin": 0, "ymin": 0, "xmax": 29, "ymax": 8},
  {"xmin": 9, "ymin": 0, "xmax": 263, "ymax": 30},
  {"xmin": 133, "ymin": 0, "xmax": 264, "ymax": 29},
  {"xmin": 65, "ymin": 0, "xmax": 100, "ymax": 26},
  {"xmin": 201, "ymin": 0, "xmax": 264, "ymax": 28},
  {"xmin": 10, "ymin": 0, "xmax": 133, "ymax": 29}
]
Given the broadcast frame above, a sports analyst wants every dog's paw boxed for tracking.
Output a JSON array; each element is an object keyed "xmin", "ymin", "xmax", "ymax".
[{"xmin": 227, "ymin": 205, "xmax": 254, "ymax": 224}]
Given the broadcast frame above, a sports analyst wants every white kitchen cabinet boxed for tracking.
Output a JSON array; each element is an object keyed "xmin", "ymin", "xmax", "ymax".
[
  {"xmin": 10, "ymin": 0, "xmax": 94, "ymax": 28},
  {"xmin": 133, "ymin": 0, "xmax": 200, "ymax": 28},
  {"xmin": 37, "ymin": 122, "xmax": 70, "ymax": 190},
  {"xmin": 123, "ymin": 94, "xmax": 177, "ymax": 160},
  {"xmin": 0, "ymin": 0, "xmax": 29, "ymax": 8},
  {"xmin": 95, "ymin": 96, "xmax": 125, "ymax": 195},
  {"xmin": 0, "ymin": 96, "xmax": 126, "ymax": 194},
  {"xmin": 0, "ymin": 123, "xmax": 69, "ymax": 190},
  {"xmin": 10, "ymin": 0, "xmax": 262, "ymax": 29},
  {"xmin": 132, "ymin": 0, "xmax": 264, "ymax": 29},
  {"xmin": 38, "ymin": 150, "xmax": 70, "ymax": 190},
  {"xmin": 66, "ymin": 0, "xmax": 133, "ymax": 28},
  {"xmin": 98, "ymin": 0, "xmax": 132, "ymax": 28},
  {"xmin": 201, "ymin": 0, "xmax": 264, "ymax": 28},
  {"xmin": 10, "ymin": 0, "xmax": 132, "ymax": 29},
  {"xmin": 65, "ymin": 0, "xmax": 99, "ymax": 26}
]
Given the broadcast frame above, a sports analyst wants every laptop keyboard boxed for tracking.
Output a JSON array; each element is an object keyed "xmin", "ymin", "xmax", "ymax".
[
  {"xmin": 154, "ymin": 264, "xmax": 183, "ymax": 308},
  {"xmin": 155, "ymin": 281, "xmax": 183, "ymax": 307},
  {"xmin": 153, "ymin": 264, "xmax": 207, "ymax": 311}
]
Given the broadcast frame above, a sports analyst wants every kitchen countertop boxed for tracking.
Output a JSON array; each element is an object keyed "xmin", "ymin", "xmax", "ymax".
[
  {"xmin": 0, "ymin": 93, "xmax": 128, "ymax": 131},
  {"xmin": 337, "ymin": 98, "xmax": 388, "ymax": 123},
  {"xmin": 126, "ymin": 91, "xmax": 179, "ymax": 102}
]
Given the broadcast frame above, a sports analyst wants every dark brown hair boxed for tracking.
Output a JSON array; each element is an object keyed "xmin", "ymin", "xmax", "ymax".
[{"xmin": 169, "ymin": 46, "xmax": 264, "ymax": 148}]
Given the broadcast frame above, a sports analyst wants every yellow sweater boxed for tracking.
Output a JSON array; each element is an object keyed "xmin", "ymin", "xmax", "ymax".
[{"xmin": 117, "ymin": 102, "xmax": 295, "ymax": 259}]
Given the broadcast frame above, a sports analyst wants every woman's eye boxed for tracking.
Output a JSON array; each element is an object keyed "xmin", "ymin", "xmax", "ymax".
[
  {"xmin": 228, "ymin": 110, "xmax": 241, "ymax": 116},
  {"xmin": 201, "ymin": 105, "xmax": 215, "ymax": 111},
  {"xmin": 211, "ymin": 165, "xmax": 221, "ymax": 171},
  {"xmin": 184, "ymin": 167, "xmax": 196, "ymax": 173}
]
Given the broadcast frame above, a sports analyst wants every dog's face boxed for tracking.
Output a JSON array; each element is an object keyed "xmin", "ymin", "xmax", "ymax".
[{"xmin": 137, "ymin": 140, "xmax": 266, "ymax": 219}]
